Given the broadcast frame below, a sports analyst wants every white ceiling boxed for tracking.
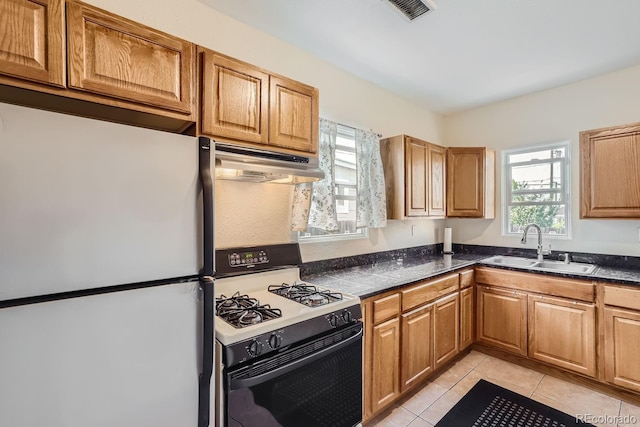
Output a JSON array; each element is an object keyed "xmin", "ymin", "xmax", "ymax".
[{"xmin": 197, "ymin": 0, "xmax": 640, "ymax": 115}]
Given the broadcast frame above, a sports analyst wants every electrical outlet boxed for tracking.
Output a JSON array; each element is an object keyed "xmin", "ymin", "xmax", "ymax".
[
  {"xmin": 412, "ymin": 225, "xmax": 417, "ymax": 236},
  {"xmin": 638, "ymin": 227, "xmax": 640, "ymax": 242}
]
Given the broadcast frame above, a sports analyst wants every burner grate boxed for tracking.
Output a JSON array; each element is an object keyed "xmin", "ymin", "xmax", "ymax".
[
  {"xmin": 215, "ymin": 291, "xmax": 282, "ymax": 328},
  {"xmin": 269, "ymin": 282, "xmax": 343, "ymax": 307}
]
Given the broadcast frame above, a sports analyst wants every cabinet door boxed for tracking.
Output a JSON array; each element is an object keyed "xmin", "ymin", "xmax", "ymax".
[
  {"xmin": 580, "ymin": 123, "xmax": 640, "ymax": 218},
  {"xmin": 371, "ymin": 317, "xmax": 400, "ymax": 414},
  {"xmin": 447, "ymin": 147, "xmax": 492, "ymax": 218},
  {"xmin": 0, "ymin": 0, "xmax": 64, "ymax": 86},
  {"xmin": 477, "ymin": 286, "xmax": 527, "ymax": 356},
  {"xmin": 400, "ymin": 304, "xmax": 433, "ymax": 391},
  {"xmin": 405, "ymin": 137, "xmax": 428, "ymax": 217},
  {"xmin": 201, "ymin": 50, "xmax": 268, "ymax": 144},
  {"xmin": 604, "ymin": 307, "xmax": 640, "ymax": 392},
  {"xmin": 428, "ymin": 143, "xmax": 446, "ymax": 217},
  {"xmin": 434, "ymin": 293, "xmax": 459, "ymax": 368},
  {"xmin": 269, "ymin": 75, "xmax": 318, "ymax": 154},
  {"xmin": 528, "ymin": 295, "xmax": 596, "ymax": 377},
  {"xmin": 460, "ymin": 287, "xmax": 474, "ymax": 350},
  {"xmin": 66, "ymin": 0, "xmax": 194, "ymax": 114}
]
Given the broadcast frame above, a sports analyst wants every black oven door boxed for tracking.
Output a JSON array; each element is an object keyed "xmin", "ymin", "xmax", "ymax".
[{"xmin": 225, "ymin": 322, "xmax": 363, "ymax": 427}]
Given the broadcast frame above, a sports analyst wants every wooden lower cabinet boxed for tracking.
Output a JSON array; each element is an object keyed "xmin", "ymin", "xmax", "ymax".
[
  {"xmin": 370, "ymin": 317, "xmax": 401, "ymax": 414},
  {"xmin": 400, "ymin": 303, "xmax": 433, "ymax": 391},
  {"xmin": 604, "ymin": 307, "xmax": 640, "ymax": 392},
  {"xmin": 364, "ymin": 276, "xmax": 462, "ymax": 422},
  {"xmin": 477, "ymin": 286, "xmax": 527, "ymax": 356},
  {"xmin": 460, "ymin": 286, "xmax": 474, "ymax": 350},
  {"xmin": 528, "ymin": 295, "xmax": 596, "ymax": 377},
  {"xmin": 434, "ymin": 293, "xmax": 460, "ymax": 368}
]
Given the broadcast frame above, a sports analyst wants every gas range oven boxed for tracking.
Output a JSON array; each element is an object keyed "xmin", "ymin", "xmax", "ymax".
[{"xmin": 214, "ymin": 243, "xmax": 362, "ymax": 427}]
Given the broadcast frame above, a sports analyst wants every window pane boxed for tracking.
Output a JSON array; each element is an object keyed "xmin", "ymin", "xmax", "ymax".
[
  {"xmin": 299, "ymin": 123, "xmax": 367, "ymax": 241},
  {"xmin": 508, "ymin": 147, "xmax": 565, "ymax": 164},
  {"xmin": 508, "ymin": 205, "xmax": 566, "ymax": 234},
  {"xmin": 511, "ymin": 162, "xmax": 562, "ymax": 191}
]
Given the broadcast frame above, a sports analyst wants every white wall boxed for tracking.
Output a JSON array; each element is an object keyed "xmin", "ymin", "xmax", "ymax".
[
  {"xmin": 444, "ymin": 64, "xmax": 640, "ymax": 257},
  {"xmin": 80, "ymin": 0, "xmax": 447, "ymax": 260}
]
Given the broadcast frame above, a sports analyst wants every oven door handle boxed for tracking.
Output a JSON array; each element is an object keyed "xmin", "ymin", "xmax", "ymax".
[{"xmin": 229, "ymin": 327, "xmax": 363, "ymax": 390}]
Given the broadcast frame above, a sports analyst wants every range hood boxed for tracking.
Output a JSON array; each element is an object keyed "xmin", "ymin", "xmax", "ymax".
[{"xmin": 214, "ymin": 143, "xmax": 324, "ymax": 184}]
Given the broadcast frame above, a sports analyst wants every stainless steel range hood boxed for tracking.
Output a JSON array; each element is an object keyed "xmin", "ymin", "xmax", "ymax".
[{"xmin": 214, "ymin": 143, "xmax": 324, "ymax": 184}]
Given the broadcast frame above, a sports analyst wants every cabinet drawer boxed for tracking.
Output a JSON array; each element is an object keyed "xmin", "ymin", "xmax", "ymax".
[
  {"xmin": 372, "ymin": 293, "xmax": 400, "ymax": 325},
  {"xmin": 475, "ymin": 267, "xmax": 594, "ymax": 302},
  {"xmin": 402, "ymin": 274, "xmax": 458, "ymax": 312},
  {"xmin": 459, "ymin": 269, "xmax": 474, "ymax": 289},
  {"xmin": 604, "ymin": 285, "xmax": 640, "ymax": 311}
]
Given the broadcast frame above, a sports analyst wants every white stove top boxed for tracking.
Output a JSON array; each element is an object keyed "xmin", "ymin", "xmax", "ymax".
[{"xmin": 214, "ymin": 267, "xmax": 360, "ymax": 345}]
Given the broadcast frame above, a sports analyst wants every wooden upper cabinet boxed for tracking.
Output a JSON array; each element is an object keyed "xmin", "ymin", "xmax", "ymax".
[
  {"xmin": 0, "ymin": 0, "xmax": 65, "ymax": 87},
  {"xmin": 447, "ymin": 147, "xmax": 495, "ymax": 218},
  {"xmin": 380, "ymin": 134, "xmax": 446, "ymax": 219},
  {"xmin": 580, "ymin": 122, "xmax": 640, "ymax": 218},
  {"xmin": 269, "ymin": 75, "xmax": 318, "ymax": 154},
  {"xmin": 66, "ymin": 0, "xmax": 194, "ymax": 114},
  {"xmin": 405, "ymin": 137, "xmax": 428, "ymax": 216},
  {"xmin": 199, "ymin": 49, "xmax": 318, "ymax": 155},
  {"xmin": 200, "ymin": 50, "xmax": 268, "ymax": 144},
  {"xmin": 428, "ymin": 143, "xmax": 446, "ymax": 217}
]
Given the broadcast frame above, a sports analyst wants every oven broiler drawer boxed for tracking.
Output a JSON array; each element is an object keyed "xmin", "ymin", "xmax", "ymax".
[{"xmin": 225, "ymin": 322, "xmax": 363, "ymax": 427}]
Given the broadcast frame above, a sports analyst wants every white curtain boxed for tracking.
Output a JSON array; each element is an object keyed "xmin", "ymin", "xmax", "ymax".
[
  {"xmin": 291, "ymin": 118, "xmax": 339, "ymax": 232},
  {"xmin": 291, "ymin": 119, "xmax": 387, "ymax": 232},
  {"xmin": 355, "ymin": 129, "xmax": 387, "ymax": 228}
]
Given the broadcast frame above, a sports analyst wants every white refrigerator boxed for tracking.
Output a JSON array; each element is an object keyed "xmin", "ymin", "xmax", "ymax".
[{"xmin": 0, "ymin": 103, "xmax": 214, "ymax": 427}]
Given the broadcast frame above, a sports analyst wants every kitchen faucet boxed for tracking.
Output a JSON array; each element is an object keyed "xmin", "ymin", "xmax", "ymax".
[{"xmin": 521, "ymin": 223, "xmax": 551, "ymax": 261}]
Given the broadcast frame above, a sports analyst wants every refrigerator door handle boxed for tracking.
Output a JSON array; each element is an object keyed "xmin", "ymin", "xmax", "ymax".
[
  {"xmin": 198, "ymin": 276, "xmax": 214, "ymax": 427},
  {"xmin": 199, "ymin": 137, "xmax": 214, "ymax": 277},
  {"xmin": 198, "ymin": 137, "xmax": 215, "ymax": 427}
]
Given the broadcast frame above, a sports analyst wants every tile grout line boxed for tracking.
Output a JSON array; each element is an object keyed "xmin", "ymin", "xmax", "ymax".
[{"xmin": 530, "ymin": 373, "xmax": 545, "ymax": 398}]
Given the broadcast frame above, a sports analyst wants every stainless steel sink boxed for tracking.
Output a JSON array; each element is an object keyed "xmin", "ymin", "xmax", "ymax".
[
  {"xmin": 533, "ymin": 260, "xmax": 597, "ymax": 275},
  {"xmin": 481, "ymin": 255, "xmax": 539, "ymax": 268},
  {"xmin": 482, "ymin": 255, "xmax": 596, "ymax": 275}
]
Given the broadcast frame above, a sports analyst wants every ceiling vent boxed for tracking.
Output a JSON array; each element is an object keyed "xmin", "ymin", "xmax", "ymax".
[{"xmin": 385, "ymin": 0, "xmax": 437, "ymax": 21}]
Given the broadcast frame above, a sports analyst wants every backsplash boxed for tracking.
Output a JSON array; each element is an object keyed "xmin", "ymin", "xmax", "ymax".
[
  {"xmin": 300, "ymin": 243, "xmax": 443, "ymax": 276},
  {"xmin": 453, "ymin": 244, "xmax": 640, "ymax": 270},
  {"xmin": 300, "ymin": 243, "xmax": 640, "ymax": 276}
]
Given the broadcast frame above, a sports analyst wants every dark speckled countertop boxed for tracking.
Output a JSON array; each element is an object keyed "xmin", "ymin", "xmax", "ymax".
[
  {"xmin": 302, "ymin": 252, "xmax": 640, "ymax": 299},
  {"xmin": 303, "ymin": 254, "xmax": 484, "ymax": 298}
]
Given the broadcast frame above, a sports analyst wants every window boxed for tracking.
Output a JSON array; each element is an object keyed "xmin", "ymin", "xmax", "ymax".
[
  {"xmin": 503, "ymin": 142, "xmax": 570, "ymax": 237},
  {"xmin": 298, "ymin": 124, "xmax": 368, "ymax": 241}
]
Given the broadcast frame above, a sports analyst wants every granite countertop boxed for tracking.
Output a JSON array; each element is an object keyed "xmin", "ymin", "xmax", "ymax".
[
  {"xmin": 303, "ymin": 254, "xmax": 640, "ymax": 299},
  {"xmin": 303, "ymin": 254, "xmax": 485, "ymax": 298}
]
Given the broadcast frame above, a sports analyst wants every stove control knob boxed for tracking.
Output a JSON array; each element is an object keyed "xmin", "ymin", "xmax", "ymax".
[
  {"xmin": 268, "ymin": 334, "xmax": 282, "ymax": 349},
  {"xmin": 328, "ymin": 314, "xmax": 339, "ymax": 328},
  {"xmin": 247, "ymin": 340, "xmax": 263, "ymax": 357},
  {"xmin": 342, "ymin": 310, "xmax": 353, "ymax": 323}
]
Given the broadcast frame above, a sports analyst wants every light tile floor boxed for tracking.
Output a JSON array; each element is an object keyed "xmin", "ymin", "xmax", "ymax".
[{"xmin": 368, "ymin": 351, "xmax": 640, "ymax": 427}]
